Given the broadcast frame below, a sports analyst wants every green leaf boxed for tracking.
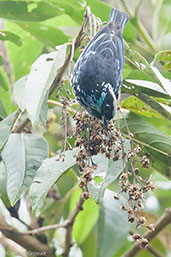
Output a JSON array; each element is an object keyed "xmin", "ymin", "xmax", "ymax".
[
  {"xmin": 88, "ymin": 139, "xmax": 130, "ymax": 203},
  {"xmin": 97, "ymin": 189, "xmax": 130, "ymax": 257},
  {"xmin": 119, "ymin": 112, "xmax": 171, "ymax": 178},
  {"xmin": 152, "ymin": 50, "xmax": 171, "ymax": 69},
  {"xmin": 0, "ymin": 161, "xmax": 10, "ymax": 207},
  {"xmin": 122, "ymin": 79, "xmax": 170, "ymax": 99},
  {"xmin": 5, "ymin": 21, "xmax": 44, "ymax": 81},
  {"xmin": 0, "ymin": 111, "xmax": 19, "ymax": 151},
  {"xmin": 81, "ymin": 226, "xmax": 97, "ymax": 257},
  {"xmin": 1, "ymin": 133, "xmax": 48, "ymax": 205},
  {"xmin": 86, "ymin": 0, "xmax": 111, "ymax": 22},
  {"xmin": 163, "ymin": 62, "xmax": 171, "ymax": 70},
  {"xmin": 0, "ymin": 87, "xmax": 13, "ymax": 116},
  {"xmin": 0, "ymin": 1, "xmax": 61, "ymax": 21},
  {"xmin": 121, "ymin": 96, "xmax": 162, "ymax": 118},
  {"xmin": 13, "ymin": 75, "xmax": 28, "ymax": 111},
  {"xmin": 25, "ymin": 44, "xmax": 67, "ymax": 125},
  {"xmin": 137, "ymin": 93, "xmax": 171, "ymax": 121},
  {"xmin": 70, "ymin": 189, "xmax": 99, "ymax": 244},
  {"xmin": 0, "ymin": 55, "xmax": 3, "ymax": 66},
  {"xmin": 0, "ymin": 30, "xmax": 22, "ymax": 46},
  {"xmin": 123, "ymin": 22, "xmax": 136, "ymax": 43},
  {"xmin": 0, "ymin": 99, "xmax": 7, "ymax": 118},
  {"xmin": 17, "ymin": 22, "xmax": 71, "ymax": 48},
  {"xmin": 14, "ymin": 74, "xmax": 49, "ymax": 124},
  {"xmin": 0, "ymin": 0, "xmax": 85, "ymax": 22},
  {"xmin": 124, "ymin": 42, "xmax": 167, "ymax": 90},
  {"xmin": 30, "ymin": 148, "xmax": 78, "ymax": 213},
  {"xmin": 0, "ymin": 66, "xmax": 9, "ymax": 91}
]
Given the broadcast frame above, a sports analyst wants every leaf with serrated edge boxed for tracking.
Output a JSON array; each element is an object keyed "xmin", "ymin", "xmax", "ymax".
[
  {"xmin": 25, "ymin": 44, "xmax": 66, "ymax": 125},
  {"xmin": 1, "ymin": 133, "xmax": 48, "ymax": 205},
  {"xmin": 97, "ymin": 189, "xmax": 130, "ymax": 257},
  {"xmin": 30, "ymin": 148, "xmax": 78, "ymax": 213}
]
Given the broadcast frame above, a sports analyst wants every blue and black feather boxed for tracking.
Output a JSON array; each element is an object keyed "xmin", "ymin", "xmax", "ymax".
[{"xmin": 71, "ymin": 8, "xmax": 129, "ymax": 126}]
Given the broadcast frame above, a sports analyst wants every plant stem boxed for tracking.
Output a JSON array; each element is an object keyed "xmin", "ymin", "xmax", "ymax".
[{"xmin": 120, "ymin": 0, "xmax": 156, "ymax": 51}]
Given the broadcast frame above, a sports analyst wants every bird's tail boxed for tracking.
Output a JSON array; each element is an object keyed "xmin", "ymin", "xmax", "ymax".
[{"xmin": 109, "ymin": 8, "xmax": 129, "ymax": 33}]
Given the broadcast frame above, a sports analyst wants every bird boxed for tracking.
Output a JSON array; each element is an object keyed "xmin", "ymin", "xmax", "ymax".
[{"xmin": 71, "ymin": 8, "xmax": 129, "ymax": 127}]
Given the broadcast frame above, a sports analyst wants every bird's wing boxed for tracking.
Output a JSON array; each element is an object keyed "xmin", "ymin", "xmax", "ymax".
[{"xmin": 81, "ymin": 22, "xmax": 124, "ymax": 71}]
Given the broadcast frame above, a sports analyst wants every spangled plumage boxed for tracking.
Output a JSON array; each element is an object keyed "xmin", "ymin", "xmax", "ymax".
[{"xmin": 71, "ymin": 8, "xmax": 129, "ymax": 126}]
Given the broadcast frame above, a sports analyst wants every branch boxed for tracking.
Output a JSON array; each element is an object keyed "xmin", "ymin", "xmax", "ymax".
[
  {"xmin": 23, "ymin": 221, "xmax": 68, "ymax": 235},
  {"xmin": 0, "ymin": 214, "xmax": 55, "ymax": 257},
  {"xmin": 47, "ymin": 100, "xmax": 76, "ymax": 115},
  {"xmin": 120, "ymin": 0, "xmax": 156, "ymax": 51},
  {"xmin": 62, "ymin": 194, "xmax": 85, "ymax": 257},
  {"xmin": 123, "ymin": 208, "xmax": 171, "ymax": 257},
  {"xmin": 0, "ymin": 232, "xmax": 27, "ymax": 257},
  {"xmin": 21, "ymin": 192, "xmax": 84, "ymax": 257}
]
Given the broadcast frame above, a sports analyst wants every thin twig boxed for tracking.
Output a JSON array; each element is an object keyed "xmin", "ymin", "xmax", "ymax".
[
  {"xmin": 122, "ymin": 208, "xmax": 171, "ymax": 257},
  {"xmin": 22, "ymin": 187, "xmax": 78, "ymax": 235},
  {"xmin": 23, "ymin": 221, "xmax": 68, "ymax": 235},
  {"xmin": 0, "ymin": 214, "xmax": 54, "ymax": 257}
]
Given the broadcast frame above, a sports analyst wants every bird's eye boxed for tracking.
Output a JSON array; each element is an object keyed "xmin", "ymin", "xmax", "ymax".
[{"xmin": 105, "ymin": 104, "xmax": 111, "ymax": 109}]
